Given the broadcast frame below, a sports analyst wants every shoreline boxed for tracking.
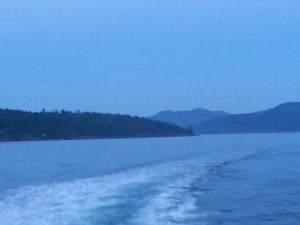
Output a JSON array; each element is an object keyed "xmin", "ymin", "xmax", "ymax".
[{"xmin": 0, "ymin": 134, "xmax": 195, "ymax": 143}]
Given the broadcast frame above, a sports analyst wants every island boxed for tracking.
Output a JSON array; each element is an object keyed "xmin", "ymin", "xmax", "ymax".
[{"xmin": 0, "ymin": 109, "xmax": 193, "ymax": 141}]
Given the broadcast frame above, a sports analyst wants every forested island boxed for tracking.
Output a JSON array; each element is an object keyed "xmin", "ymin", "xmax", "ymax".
[{"xmin": 0, "ymin": 109, "xmax": 193, "ymax": 141}]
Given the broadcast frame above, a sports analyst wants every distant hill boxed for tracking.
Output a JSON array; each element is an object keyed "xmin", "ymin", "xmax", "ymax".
[
  {"xmin": 194, "ymin": 102, "xmax": 300, "ymax": 134},
  {"xmin": 0, "ymin": 109, "xmax": 193, "ymax": 141},
  {"xmin": 150, "ymin": 108, "xmax": 230, "ymax": 127}
]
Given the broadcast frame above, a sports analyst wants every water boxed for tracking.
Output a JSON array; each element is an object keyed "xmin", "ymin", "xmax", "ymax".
[{"xmin": 0, "ymin": 134, "xmax": 300, "ymax": 225}]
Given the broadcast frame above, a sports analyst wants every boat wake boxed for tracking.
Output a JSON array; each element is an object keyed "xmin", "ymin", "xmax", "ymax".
[{"xmin": 0, "ymin": 149, "xmax": 257, "ymax": 225}]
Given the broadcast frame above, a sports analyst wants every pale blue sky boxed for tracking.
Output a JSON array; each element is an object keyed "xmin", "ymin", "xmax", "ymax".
[{"xmin": 1, "ymin": 0, "xmax": 300, "ymax": 116}]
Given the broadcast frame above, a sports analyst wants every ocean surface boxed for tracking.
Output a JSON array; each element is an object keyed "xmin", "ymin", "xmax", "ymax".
[{"xmin": 0, "ymin": 134, "xmax": 300, "ymax": 225}]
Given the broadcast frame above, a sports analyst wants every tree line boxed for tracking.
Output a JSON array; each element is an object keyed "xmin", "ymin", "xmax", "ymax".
[{"xmin": 0, "ymin": 109, "xmax": 193, "ymax": 141}]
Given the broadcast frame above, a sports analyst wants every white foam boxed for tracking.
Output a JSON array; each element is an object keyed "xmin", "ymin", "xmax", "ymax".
[
  {"xmin": 127, "ymin": 160, "xmax": 210, "ymax": 225},
  {"xmin": 0, "ymin": 157, "xmax": 212, "ymax": 225},
  {"xmin": 0, "ymin": 166, "xmax": 156, "ymax": 225}
]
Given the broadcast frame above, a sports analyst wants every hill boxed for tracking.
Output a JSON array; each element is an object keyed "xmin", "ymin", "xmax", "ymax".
[
  {"xmin": 194, "ymin": 102, "xmax": 300, "ymax": 134},
  {"xmin": 150, "ymin": 108, "xmax": 230, "ymax": 127},
  {"xmin": 0, "ymin": 109, "xmax": 193, "ymax": 141}
]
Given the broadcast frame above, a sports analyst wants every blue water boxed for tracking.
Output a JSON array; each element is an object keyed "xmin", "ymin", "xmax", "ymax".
[{"xmin": 0, "ymin": 134, "xmax": 300, "ymax": 225}]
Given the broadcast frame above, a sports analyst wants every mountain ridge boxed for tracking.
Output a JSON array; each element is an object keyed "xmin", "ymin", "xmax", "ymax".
[
  {"xmin": 150, "ymin": 108, "xmax": 230, "ymax": 128},
  {"xmin": 194, "ymin": 102, "xmax": 300, "ymax": 134}
]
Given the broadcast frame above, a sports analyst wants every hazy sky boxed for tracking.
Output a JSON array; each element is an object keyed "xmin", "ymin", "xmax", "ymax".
[{"xmin": 1, "ymin": 0, "xmax": 300, "ymax": 116}]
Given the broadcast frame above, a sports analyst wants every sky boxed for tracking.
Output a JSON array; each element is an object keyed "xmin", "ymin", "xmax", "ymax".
[{"xmin": 1, "ymin": 0, "xmax": 300, "ymax": 116}]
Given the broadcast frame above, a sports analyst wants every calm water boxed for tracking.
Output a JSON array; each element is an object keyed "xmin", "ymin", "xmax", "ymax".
[{"xmin": 0, "ymin": 134, "xmax": 300, "ymax": 225}]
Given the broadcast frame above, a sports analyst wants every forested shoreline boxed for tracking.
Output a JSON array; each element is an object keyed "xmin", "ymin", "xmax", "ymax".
[{"xmin": 0, "ymin": 109, "xmax": 193, "ymax": 141}]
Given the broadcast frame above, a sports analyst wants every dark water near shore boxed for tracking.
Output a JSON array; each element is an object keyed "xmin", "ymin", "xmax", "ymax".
[{"xmin": 0, "ymin": 134, "xmax": 300, "ymax": 225}]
